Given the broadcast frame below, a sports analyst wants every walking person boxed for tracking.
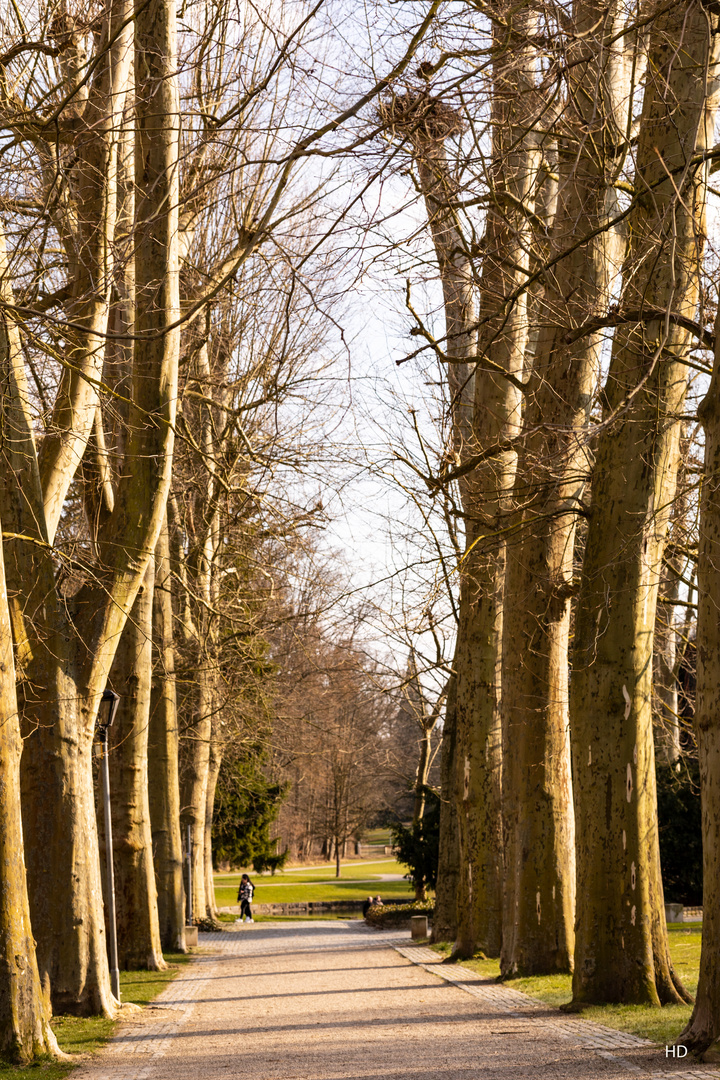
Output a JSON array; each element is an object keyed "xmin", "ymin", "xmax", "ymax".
[{"xmin": 237, "ymin": 873, "xmax": 255, "ymax": 923}]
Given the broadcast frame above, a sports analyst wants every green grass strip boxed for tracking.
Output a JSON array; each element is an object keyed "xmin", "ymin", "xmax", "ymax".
[
  {"xmin": 431, "ymin": 926, "xmax": 701, "ymax": 1047},
  {"xmin": 215, "ymin": 879, "xmax": 413, "ymax": 906},
  {"xmin": 213, "ymin": 859, "xmax": 403, "ymax": 884},
  {"xmin": 0, "ymin": 951, "xmax": 194, "ymax": 1080}
]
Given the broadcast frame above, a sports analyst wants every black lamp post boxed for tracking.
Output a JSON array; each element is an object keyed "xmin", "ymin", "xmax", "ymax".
[{"xmin": 97, "ymin": 689, "xmax": 121, "ymax": 1002}]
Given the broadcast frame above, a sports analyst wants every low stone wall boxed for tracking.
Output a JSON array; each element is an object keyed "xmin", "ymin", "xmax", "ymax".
[
  {"xmin": 219, "ymin": 898, "xmax": 415, "ymax": 917},
  {"xmin": 665, "ymin": 903, "xmax": 702, "ymax": 923}
]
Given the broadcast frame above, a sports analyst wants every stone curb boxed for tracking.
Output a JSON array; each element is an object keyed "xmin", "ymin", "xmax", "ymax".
[
  {"xmin": 70, "ymin": 952, "xmax": 221, "ymax": 1080},
  {"xmin": 389, "ymin": 942, "xmax": 720, "ymax": 1080}
]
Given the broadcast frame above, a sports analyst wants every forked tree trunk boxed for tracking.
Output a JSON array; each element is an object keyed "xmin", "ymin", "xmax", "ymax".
[
  {"xmin": 452, "ymin": 15, "xmax": 543, "ymax": 963},
  {"xmin": 149, "ymin": 518, "xmax": 186, "ymax": 951},
  {"xmin": 408, "ymin": 5, "xmax": 543, "ymax": 959},
  {"xmin": 410, "ymin": 88, "xmax": 530, "ymax": 957},
  {"xmin": 3, "ymin": 0, "xmax": 180, "ymax": 1016},
  {"xmin": 570, "ymin": 0, "xmax": 719, "ymax": 1006},
  {"xmin": 500, "ymin": 0, "xmax": 637, "ymax": 978},
  {"xmin": 680, "ymin": 317, "xmax": 720, "ymax": 1058},
  {"xmin": 0, "ymin": 524, "xmax": 58, "ymax": 1060},
  {"xmin": 0, "ymin": 216, "xmax": 119, "ymax": 1017},
  {"xmin": 431, "ymin": 675, "xmax": 460, "ymax": 943},
  {"xmin": 38, "ymin": 0, "xmax": 133, "ymax": 543},
  {"xmin": 0, "ymin": 1, "xmax": 131, "ymax": 1020},
  {"xmin": 107, "ymin": 559, "xmax": 166, "ymax": 970}
]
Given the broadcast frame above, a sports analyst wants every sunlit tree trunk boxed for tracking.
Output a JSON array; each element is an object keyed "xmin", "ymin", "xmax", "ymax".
[
  {"xmin": 0, "ymin": 228, "xmax": 119, "ymax": 1017},
  {"xmin": 203, "ymin": 725, "xmax": 222, "ymax": 920},
  {"xmin": 1, "ymin": 0, "xmax": 180, "ymax": 1016},
  {"xmin": 38, "ymin": 0, "xmax": 133, "ymax": 542},
  {"xmin": 180, "ymin": 339, "xmax": 222, "ymax": 920},
  {"xmin": 149, "ymin": 517, "xmax": 186, "ymax": 951},
  {"xmin": 107, "ymin": 559, "xmax": 166, "ymax": 970},
  {"xmin": 570, "ymin": 0, "xmax": 719, "ymax": 1006},
  {"xmin": 654, "ymin": 556, "xmax": 681, "ymax": 764},
  {"xmin": 0, "ymin": 498, "xmax": 58, "ymax": 1057},
  {"xmin": 500, "ymin": 0, "xmax": 637, "ymax": 977},
  {"xmin": 181, "ymin": 671, "xmax": 212, "ymax": 919},
  {"xmin": 680, "ymin": 313, "xmax": 720, "ymax": 1057},
  {"xmin": 405, "ymin": 64, "xmax": 535, "ymax": 956}
]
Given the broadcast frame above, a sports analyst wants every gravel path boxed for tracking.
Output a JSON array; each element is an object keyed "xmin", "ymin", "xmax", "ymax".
[{"xmin": 72, "ymin": 921, "xmax": 720, "ymax": 1080}]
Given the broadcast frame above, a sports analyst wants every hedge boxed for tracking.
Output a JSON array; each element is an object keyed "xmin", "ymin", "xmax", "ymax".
[{"xmin": 364, "ymin": 900, "xmax": 434, "ymax": 928}]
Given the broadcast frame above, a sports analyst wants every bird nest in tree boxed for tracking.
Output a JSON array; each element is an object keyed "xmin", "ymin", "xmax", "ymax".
[{"xmin": 379, "ymin": 90, "xmax": 465, "ymax": 143}]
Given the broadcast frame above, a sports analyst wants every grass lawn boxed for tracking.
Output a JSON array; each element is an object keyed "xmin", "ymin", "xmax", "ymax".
[
  {"xmin": 0, "ymin": 951, "xmax": 194, "ymax": 1080},
  {"xmin": 362, "ymin": 828, "xmax": 392, "ymax": 844},
  {"xmin": 433, "ymin": 925, "xmax": 701, "ymax": 1047},
  {"xmin": 238, "ymin": 913, "xmax": 367, "ymax": 922},
  {"xmin": 214, "ymin": 857, "xmax": 413, "ymax": 907},
  {"xmin": 214, "ymin": 858, "xmax": 403, "ymax": 883},
  {"xmin": 215, "ymin": 876, "xmax": 413, "ymax": 907}
]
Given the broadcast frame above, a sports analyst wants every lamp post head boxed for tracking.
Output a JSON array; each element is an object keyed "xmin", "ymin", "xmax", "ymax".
[{"xmin": 98, "ymin": 689, "xmax": 120, "ymax": 732}]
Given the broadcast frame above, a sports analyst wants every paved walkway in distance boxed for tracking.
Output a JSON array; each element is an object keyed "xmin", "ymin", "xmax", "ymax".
[{"xmin": 73, "ymin": 921, "xmax": 720, "ymax": 1080}]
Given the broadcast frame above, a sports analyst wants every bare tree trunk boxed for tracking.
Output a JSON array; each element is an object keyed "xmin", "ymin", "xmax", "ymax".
[
  {"xmin": 181, "ymin": 669, "xmax": 212, "ymax": 919},
  {"xmin": 431, "ymin": 674, "xmax": 460, "ymax": 944},
  {"xmin": 412, "ymin": 122, "xmax": 507, "ymax": 959},
  {"xmin": 654, "ymin": 555, "xmax": 681, "ymax": 764},
  {"xmin": 180, "ymin": 339, "xmax": 222, "ymax": 920},
  {"xmin": 7, "ymin": 0, "xmax": 180, "ymax": 1015},
  {"xmin": 149, "ymin": 517, "xmax": 186, "ymax": 951},
  {"xmin": 500, "ymin": 0, "xmax": 637, "ymax": 978},
  {"xmin": 413, "ymin": 723, "xmax": 432, "ymax": 901},
  {"xmin": 107, "ymin": 559, "xmax": 166, "ymax": 970},
  {"xmin": 0, "ymin": 218, "xmax": 119, "ymax": 1017},
  {"xmin": 0, "ymin": 522, "xmax": 58, "ymax": 1059},
  {"xmin": 570, "ymin": 0, "xmax": 719, "ymax": 1006},
  {"xmin": 413, "ymin": 726, "xmax": 431, "ymax": 825},
  {"xmin": 38, "ymin": 0, "xmax": 133, "ymax": 543},
  {"xmin": 203, "ymin": 727, "xmax": 222, "ymax": 920},
  {"xmin": 452, "ymin": 568, "xmax": 504, "ymax": 958},
  {"xmin": 680, "ymin": 314, "xmax": 720, "ymax": 1057},
  {"xmin": 404, "ymin": 7, "xmax": 543, "ymax": 959}
]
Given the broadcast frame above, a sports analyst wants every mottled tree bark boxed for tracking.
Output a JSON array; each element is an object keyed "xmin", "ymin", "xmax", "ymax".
[
  {"xmin": 406, "ymin": 28, "xmax": 538, "ymax": 954},
  {"xmin": 570, "ymin": 0, "xmax": 719, "ymax": 1006},
  {"xmin": 654, "ymin": 556, "xmax": 681, "ymax": 765},
  {"xmin": 500, "ymin": 0, "xmax": 637, "ymax": 977},
  {"xmin": 107, "ymin": 558, "xmax": 166, "ymax": 970},
  {"xmin": 180, "ymin": 671, "xmax": 212, "ymax": 920},
  {"xmin": 0, "ymin": 224, "xmax": 119, "ymax": 1017},
  {"xmin": 179, "ymin": 338, "xmax": 221, "ymax": 921},
  {"xmin": 203, "ymin": 726, "xmax": 222, "ymax": 920},
  {"xmin": 0, "ymin": 511, "xmax": 58, "ymax": 1059},
  {"xmin": 38, "ymin": 0, "xmax": 134, "ymax": 542},
  {"xmin": 0, "ymin": 0, "xmax": 180, "ymax": 1016},
  {"xmin": 149, "ymin": 518, "xmax": 186, "ymax": 951},
  {"xmin": 680, "ymin": 312, "xmax": 720, "ymax": 1058},
  {"xmin": 431, "ymin": 675, "xmax": 460, "ymax": 944}
]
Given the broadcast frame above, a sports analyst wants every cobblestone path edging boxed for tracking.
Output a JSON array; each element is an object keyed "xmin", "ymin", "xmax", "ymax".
[
  {"xmin": 72, "ymin": 951, "xmax": 221, "ymax": 1080},
  {"xmin": 389, "ymin": 942, "xmax": 719, "ymax": 1080},
  {"xmin": 71, "ymin": 925, "xmax": 720, "ymax": 1079}
]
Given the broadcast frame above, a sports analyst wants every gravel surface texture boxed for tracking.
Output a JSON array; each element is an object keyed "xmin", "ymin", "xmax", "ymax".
[{"xmin": 71, "ymin": 921, "xmax": 720, "ymax": 1080}]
